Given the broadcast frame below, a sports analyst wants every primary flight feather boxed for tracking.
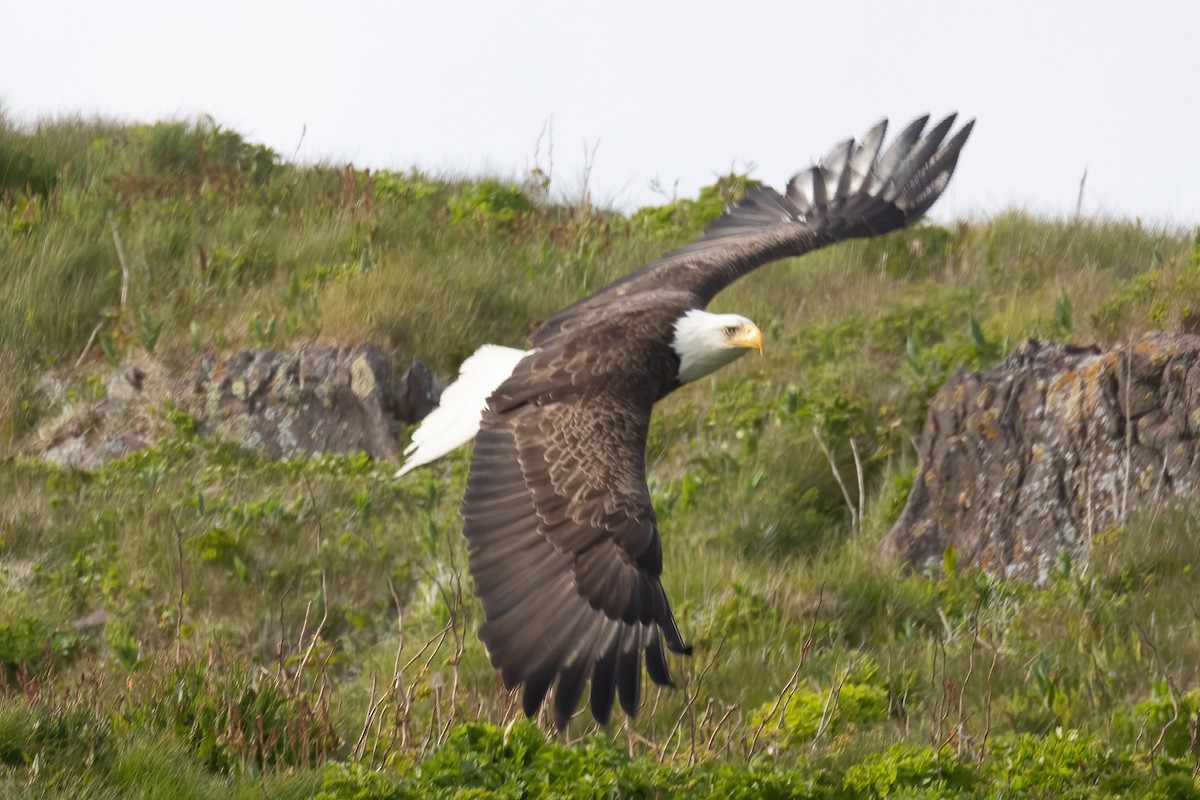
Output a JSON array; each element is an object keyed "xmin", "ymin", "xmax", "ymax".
[{"xmin": 398, "ymin": 113, "xmax": 974, "ymax": 730}]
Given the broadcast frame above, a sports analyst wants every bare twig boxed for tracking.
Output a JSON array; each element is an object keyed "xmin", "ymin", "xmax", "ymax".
[
  {"xmin": 170, "ymin": 513, "xmax": 187, "ymax": 664},
  {"xmin": 748, "ymin": 587, "xmax": 823, "ymax": 759},
  {"xmin": 400, "ymin": 620, "xmax": 454, "ymax": 678},
  {"xmin": 73, "ymin": 320, "xmax": 105, "ymax": 368},
  {"xmin": 979, "ymin": 647, "xmax": 999, "ymax": 762},
  {"xmin": 578, "ymin": 139, "xmax": 600, "ymax": 217},
  {"xmin": 293, "ymin": 123, "xmax": 307, "ymax": 161},
  {"xmin": 75, "ymin": 209, "xmax": 132, "ymax": 367},
  {"xmin": 108, "ymin": 209, "xmax": 130, "ymax": 309},
  {"xmin": 705, "ymin": 705, "xmax": 737, "ymax": 752},
  {"xmin": 849, "ymin": 435, "xmax": 865, "ymax": 530},
  {"xmin": 1135, "ymin": 622, "xmax": 1184, "ymax": 759},
  {"xmin": 293, "ymin": 476, "xmax": 330, "ymax": 693},
  {"xmin": 1075, "ymin": 167, "xmax": 1088, "ymax": 218},
  {"xmin": 813, "ymin": 426, "xmax": 859, "ymax": 531},
  {"xmin": 811, "ymin": 658, "xmax": 857, "ymax": 752},
  {"xmin": 354, "ymin": 673, "xmax": 382, "ymax": 760},
  {"xmin": 530, "ymin": 116, "xmax": 554, "ymax": 201},
  {"xmin": 276, "ymin": 585, "xmax": 292, "ymax": 683},
  {"xmin": 930, "ymin": 637, "xmax": 948, "ymax": 748},
  {"xmin": 623, "ymin": 723, "xmax": 660, "ymax": 754},
  {"xmin": 950, "ymin": 604, "xmax": 985, "ymax": 755},
  {"xmin": 661, "ymin": 636, "xmax": 726, "ymax": 764}
]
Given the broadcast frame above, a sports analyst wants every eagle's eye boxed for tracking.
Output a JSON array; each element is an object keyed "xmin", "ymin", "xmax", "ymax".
[{"xmin": 722, "ymin": 325, "xmax": 739, "ymax": 337}]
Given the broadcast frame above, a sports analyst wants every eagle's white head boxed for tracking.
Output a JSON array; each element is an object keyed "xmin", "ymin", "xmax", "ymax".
[{"xmin": 671, "ymin": 309, "xmax": 764, "ymax": 384}]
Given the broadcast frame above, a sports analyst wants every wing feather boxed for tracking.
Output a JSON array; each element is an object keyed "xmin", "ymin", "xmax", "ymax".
[
  {"xmin": 875, "ymin": 114, "xmax": 930, "ymax": 182},
  {"xmin": 847, "ymin": 118, "xmax": 888, "ymax": 194},
  {"xmin": 533, "ymin": 112, "xmax": 972, "ymax": 336},
  {"xmin": 881, "ymin": 113, "xmax": 956, "ymax": 202},
  {"xmin": 462, "ymin": 379, "xmax": 687, "ymax": 729},
  {"xmin": 589, "ymin": 638, "xmax": 621, "ymax": 725},
  {"xmin": 820, "ymin": 138, "xmax": 855, "ymax": 200},
  {"xmin": 645, "ymin": 635, "xmax": 672, "ymax": 687},
  {"xmin": 616, "ymin": 636, "xmax": 644, "ymax": 717}
]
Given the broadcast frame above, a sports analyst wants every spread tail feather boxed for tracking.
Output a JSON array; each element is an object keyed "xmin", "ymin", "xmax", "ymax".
[{"xmin": 395, "ymin": 345, "xmax": 531, "ymax": 477}]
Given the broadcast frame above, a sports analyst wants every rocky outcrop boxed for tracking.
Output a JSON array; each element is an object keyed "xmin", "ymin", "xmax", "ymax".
[
  {"xmin": 40, "ymin": 364, "xmax": 164, "ymax": 470},
  {"xmin": 35, "ymin": 345, "xmax": 440, "ymax": 469},
  {"xmin": 190, "ymin": 345, "xmax": 438, "ymax": 460},
  {"xmin": 882, "ymin": 333, "xmax": 1200, "ymax": 583}
]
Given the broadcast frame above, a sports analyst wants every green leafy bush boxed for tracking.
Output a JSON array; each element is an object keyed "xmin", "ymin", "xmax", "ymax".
[
  {"xmin": 0, "ymin": 617, "xmax": 80, "ymax": 679},
  {"xmin": 843, "ymin": 743, "xmax": 974, "ymax": 798},
  {"xmin": 448, "ymin": 180, "xmax": 531, "ymax": 226},
  {"xmin": 752, "ymin": 662, "xmax": 890, "ymax": 749},
  {"xmin": 629, "ymin": 172, "xmax": 760, "ymax": 237},
  {"xmin": 1114, "ymin": 682, "xmax": 1200, "ymax": 760}
]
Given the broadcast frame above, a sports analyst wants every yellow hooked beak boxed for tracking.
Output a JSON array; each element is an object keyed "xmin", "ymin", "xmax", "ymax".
[{"xmin": 729, "ymin": 324, "xmax": 764, "ymax": 355}]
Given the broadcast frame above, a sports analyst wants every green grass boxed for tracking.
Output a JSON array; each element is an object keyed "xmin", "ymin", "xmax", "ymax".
[{"xmin": 3, "ymin": 109, "xmax": 1200, "ymax": 796}]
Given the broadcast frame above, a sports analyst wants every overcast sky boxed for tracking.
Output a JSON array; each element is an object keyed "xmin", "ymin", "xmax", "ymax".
[{"xmin": 4, "ymin": 1, "xmax": 1198, "ymax": 226}]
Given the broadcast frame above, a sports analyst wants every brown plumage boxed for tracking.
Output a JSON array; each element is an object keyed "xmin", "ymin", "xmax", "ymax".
[{"xmin": 412, "ymin": 114, "xmax": 974, "ymax": 729}]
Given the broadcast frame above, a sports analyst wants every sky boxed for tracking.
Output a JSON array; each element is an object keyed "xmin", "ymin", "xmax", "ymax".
[{"xmin": 4, "ymin": 0, "xmax": 1199, "ymax": 226}]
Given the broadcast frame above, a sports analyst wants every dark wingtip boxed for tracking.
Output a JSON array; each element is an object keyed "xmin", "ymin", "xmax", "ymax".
[
  {"xmin": 616, "ymin": 646, "xmax": 642, "ymax": 717},
  {"xmin": 522, "ymin": 663, "xmax": 555, "ymax": 719},
  {"xmin": 589, "ymin": 646, "xmax": 619, "ymax": 726},
  {"xmin": 645, "ymin": 637, "xmax": 673, "ymax": 687},
  {"xmin": 551, "ymin": 662, "xmax": 588, "ymax": 731}
]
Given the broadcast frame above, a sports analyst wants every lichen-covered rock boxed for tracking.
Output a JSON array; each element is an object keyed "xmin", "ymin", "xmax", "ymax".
[
  {"xmin": 190, "ymin": 345, "xmax": 439, "ymax": 461},
  {"xmin": 40, "ymin": 363, "xmax": 160, "ymax": 470},
  {"xmin": 882, "ymin": 333, "xmax": 1200, "ymax": 583},
  {"xmin": 32, "ymin": 346, "xmax": 440, "ymax": 469}
]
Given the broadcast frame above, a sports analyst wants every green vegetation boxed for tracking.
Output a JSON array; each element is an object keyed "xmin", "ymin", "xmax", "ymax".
[{"xmin": 3, "ymin": 109, "xmax": 1200, "ymax": 797}]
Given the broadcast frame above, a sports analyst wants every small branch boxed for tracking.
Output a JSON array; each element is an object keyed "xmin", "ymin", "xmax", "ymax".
[
  {"xmin": 748, "ymin": 586, "xmax": 823, "ymax": 759},
  {"xmin": 704, "ymin": 705, "xmax": 737, "ymax": 753},
  {"xmin": 1135, "ymin": 622, "xmax": 1184, "ymax": 760},
  {"xmin": 954, "ymin": 606, "xmax": 982, "ymax": 757},
  {"xmin": 73, "ymin": 320, "xmax": 105, "ymax": 368},
  {"xmin": 276, "ymin": 585, "xmax": 292, "ymax": 683},
  {"xmin": 660, "ymin": 636, "xmax": 725, "ymax": 764},
  {"xmin": 353, "ymin": 673, "xmax": 381, "ymax": 760},
  {"xmin": 813, "ymin": 426, "xmax": 859, "ymax": 531},
  {"xmin": 75, "ymin": 209, "xmax": 131, "ymax": 368},
  {"xmin": 108, "ymin": 209, "xmax": 130, "ymax": 310},
  {"xmin": 294, "ymin": 476, "xmax": 330, "ymax": 693},
  {"xmin": 578, "ymin": 138, "xmax": 600, "ymax": 216},
  {"xmin": 979, "ymin": 647, "xmax": 999, "ymax": 762},
  {"xmin": 1075, "ymin": 167, "xmax": 1088, "ymax": 218},
  {"xmin": 849, "ymin": 435, "xmax": 865, "ymax": 530},
  {"xmin": 811, "ymin": 658, "xmax": 856, "ymax": 753},
  {"xmin": 293, "ymin": 123, "xmax": 307, "ymax": 161},
  {"xmin": 170, "ymin": 513, "xmax": 187, "ymax": 664}
]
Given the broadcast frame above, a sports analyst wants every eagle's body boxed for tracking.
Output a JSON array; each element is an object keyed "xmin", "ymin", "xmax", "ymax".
[{"xmin": 398, "ymin": 114, "xmax": 974, "ymax": 729}]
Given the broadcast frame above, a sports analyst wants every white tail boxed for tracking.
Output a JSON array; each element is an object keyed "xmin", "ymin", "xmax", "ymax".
[{"xmin": 395, "ymin": 344, "xmax": 532, "ymax": 477}]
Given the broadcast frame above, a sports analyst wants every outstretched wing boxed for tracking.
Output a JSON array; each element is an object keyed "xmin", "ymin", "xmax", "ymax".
[
  {"xmin": 452, "ymin": 113, "xmax": 976, "ymax": 728},
  {"xmin": 534, "ymin": 113, "xmax": 974, "ymax": 341},
  {"xmin": 462, "ymin": 367, "xmax": 689, "ymax": 730}
]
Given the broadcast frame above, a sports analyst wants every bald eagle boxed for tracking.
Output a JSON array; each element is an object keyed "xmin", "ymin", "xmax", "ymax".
[{"xmin": 398, "ymin": 114, "xmax": 974, "ymax": 730}]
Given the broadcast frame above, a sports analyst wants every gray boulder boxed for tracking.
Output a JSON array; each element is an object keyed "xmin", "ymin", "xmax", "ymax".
[
  {"xmin": 41, "ymin": 364, "xmax": 157, "ymax": 470},
  {"xmin": 35, "ymin": 346, "xmax": 440, "ymax": 469},
  {"xmin": 190, "ymin": 345, "xmax": 439, "ymax": 460},
  {"xmin": 882, "ymin": 333, "xmax": 1200, "ymax": 583}
]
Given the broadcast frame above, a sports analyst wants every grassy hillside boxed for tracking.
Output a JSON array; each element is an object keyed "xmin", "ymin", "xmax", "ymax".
[{"xmin": 3, "ymin": 112, "xmax": 1200, "ymax": 797}]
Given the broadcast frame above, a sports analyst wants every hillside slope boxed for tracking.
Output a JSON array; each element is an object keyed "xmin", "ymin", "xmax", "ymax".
[{"xmin": 3, "ymin": 114, "xmax": 1200, "ymax": 797}]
